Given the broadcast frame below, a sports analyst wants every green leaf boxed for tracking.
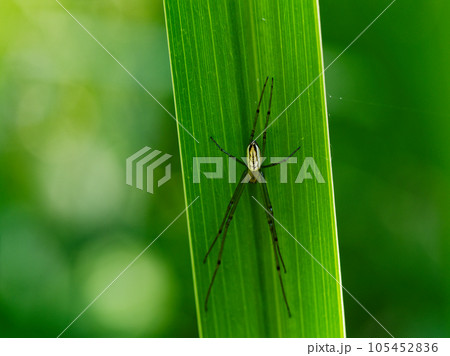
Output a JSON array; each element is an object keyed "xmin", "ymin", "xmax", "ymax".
[{"xmin": 164, "ymin": 0, "xmax": 345, "ymax": 337}]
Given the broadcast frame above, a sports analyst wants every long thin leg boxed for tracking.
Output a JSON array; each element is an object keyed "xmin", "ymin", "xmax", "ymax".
[
  {"xmin": 259, "ymin": 180, "xmax": 286, "ymax": 273},
  {"xmin": 260, "ymin": 178, "xmax": 291, "ymax": 317},
  {"xmin": 204, "ymin": 169, "xmax": 248, "ymax": 263},
  {"xmin": 210, "ymin": 137, "xmax": 247, "ymax": 167},
  {"xmin": 249, "ymin": 76, "xmax": 269, "ymax": 142},
  {"xmin": 261, "ymin": 146, "xmax": 301, "ymax": 168},
  {"xmin": 262, "ymin": 77, "xmax": 274, "ymax": 157},
  {"xmin": 204, "ymin": 170, "xmax": 248, "ymax": 311}
]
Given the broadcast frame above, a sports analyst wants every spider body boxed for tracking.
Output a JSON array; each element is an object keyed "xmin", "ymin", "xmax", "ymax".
[
  {"xmin": 246, "ymin": 141, "xmax": 261, "ymax": 173},
  {"xmin": 204, "ymin": 77, "xmax": 301, "ymax": 317}
]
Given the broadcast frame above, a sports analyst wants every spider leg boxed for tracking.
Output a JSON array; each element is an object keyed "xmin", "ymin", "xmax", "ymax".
[
  {"xmin": 259, "ymin": 180, "xmax": 286, "ymax": 273},
  {"xmin": 203, "ymin": 169, "xmax": 248, "ymax": 263},
  {"xmin": 250, "ymin": 76, "xmax": 269, "ymax": 142},
  {"xmin": 210, "ymin": 137, "xmax": 246, "ymax": 167},
  {"xmin": 204, "ymin": 170, "xmax": 248, "ymax": 311},
  {"xmin": 260, "ymin": 176, "xmax": 291, "ymax": 317},
  {"xmin": 261, "ymin": 146, "xmax": 301, "ymax": 168},
  {"xmin": 262, "ymin": 77, "xmax": 274, "ymax": 157}
]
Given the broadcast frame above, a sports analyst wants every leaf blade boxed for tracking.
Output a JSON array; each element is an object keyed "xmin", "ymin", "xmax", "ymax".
[{"xmin": 165, "ymin": 0, "xmax": 345, "ymax": 337}]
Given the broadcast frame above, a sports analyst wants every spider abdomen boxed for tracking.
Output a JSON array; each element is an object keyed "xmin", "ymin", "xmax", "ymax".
[{"xmin": 246, "ymin": 142, "xmax": 261, "ymax": 172}]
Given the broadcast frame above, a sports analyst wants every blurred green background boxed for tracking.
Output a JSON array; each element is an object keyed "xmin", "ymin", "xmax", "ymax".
[{"xmin": 0, "ymin": 0, "xmax": 448, "ymax": 337}]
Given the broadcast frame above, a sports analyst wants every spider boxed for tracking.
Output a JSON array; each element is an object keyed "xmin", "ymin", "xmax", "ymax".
[{"xmin": 203, "ymin": 77, "xmax": 301, "ymax": 317}]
